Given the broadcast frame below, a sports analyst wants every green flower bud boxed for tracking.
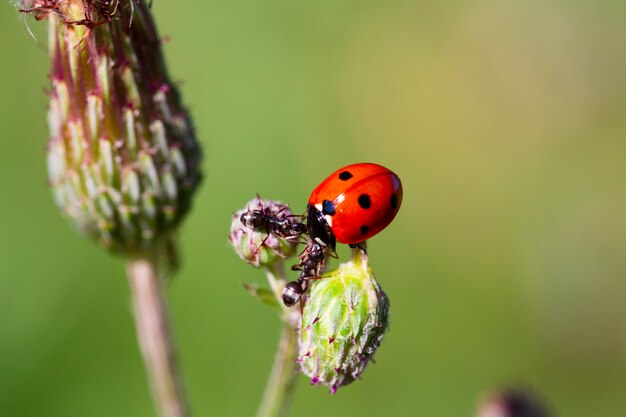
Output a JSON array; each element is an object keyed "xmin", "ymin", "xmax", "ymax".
[
  {"xmin": 22, "ymin": 0, "xmax": 202, "ymax": 255},
  {"xmin": 298, "ymin": 249, "xmax": 389, "ymax": 393},
  {"xmin": 229, "ymin": 197, "xmax": 298, "ymax": 268}
]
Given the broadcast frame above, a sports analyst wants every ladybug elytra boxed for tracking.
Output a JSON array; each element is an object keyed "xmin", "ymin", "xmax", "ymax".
[{"xmin": 306, "ymin": 163, "xmax": 403, "ymax": 250}]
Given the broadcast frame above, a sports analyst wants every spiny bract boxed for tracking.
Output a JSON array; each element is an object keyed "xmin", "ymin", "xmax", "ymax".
[{"xmin": 33, "ymin": 0, "xmax": 202, "ymax": 255}]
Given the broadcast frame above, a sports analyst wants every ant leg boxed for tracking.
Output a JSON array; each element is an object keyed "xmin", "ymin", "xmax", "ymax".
[
  {"xmin": 250, "ymin": 233, "xmax": 271, "ymax": 258},
  {"xmin": 301, "ymin": 271, "xmax": 328, "ymax": 283},
  {"xmin": 296, "ymin": 245, "xmax": 310, "ymax": 260},
  {"xmin": 304, "ymin": 276, "xmax": 325, "ymax": 281}
]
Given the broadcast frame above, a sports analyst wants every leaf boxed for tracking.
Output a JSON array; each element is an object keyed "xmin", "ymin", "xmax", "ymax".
[{"xmin": 242, "ymin": 282, "xmax": 279, "ymax": 307}]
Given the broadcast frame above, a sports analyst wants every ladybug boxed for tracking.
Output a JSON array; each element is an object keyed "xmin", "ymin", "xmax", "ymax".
[
  {"xmin": 306, "ymin": 162, "xmax": 403, "ymax": 251},
  {"xmin": 239, "ymin": 163, "xmax": 402, "ymax": 308},
  {"xmin": 281, "ymin": 163, "xmax": 402, "ymax": 307}
]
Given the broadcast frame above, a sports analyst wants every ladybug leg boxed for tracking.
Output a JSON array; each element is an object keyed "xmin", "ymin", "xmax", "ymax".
[{"xmin": 349, "ymin": 242, "xmax": 368, "ymax": 253}]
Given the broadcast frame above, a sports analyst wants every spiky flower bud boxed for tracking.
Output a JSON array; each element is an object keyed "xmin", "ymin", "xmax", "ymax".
[
  {"xmin": 298, "ymin": 248, "xmax": 390, "ymax": 393},
  {"xmin": 21, "ymin": 0, "xmax": 202, "ymax": 255},
  {"xmin": 229, "ymin": 197, "xmax": 299, "ymax": 268}
]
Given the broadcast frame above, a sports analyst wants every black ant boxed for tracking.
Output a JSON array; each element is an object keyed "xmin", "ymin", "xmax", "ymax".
[
  {"xmin": 282, "ymin": 240, "xmax": 328, "ymax": 307},
  {"xmin": 240, "ymin": 209, "xmax": 307, "ymax": 241},
  {"xmin": 241, "ymin": 202, "xmax": 339, "ymax": 310},
  {"xmin": 238, "ymin": 202, "xmax": 308, "ymax": 262}
]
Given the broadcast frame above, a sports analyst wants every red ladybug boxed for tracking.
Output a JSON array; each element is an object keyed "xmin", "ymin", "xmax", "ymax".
[{"xmin": 306, "ymin": 163, "xmax": 403, "ymax": 251}]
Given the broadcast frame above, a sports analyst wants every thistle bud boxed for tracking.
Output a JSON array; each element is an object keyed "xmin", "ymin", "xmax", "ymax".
[
  {"xmin": 298, "ymin": 248, "xmax": 390, "ymax": 393},
  {"xmin": 21, "ymin": 0, "xmax": 202, "ymax": 255},
  {"xmin": 229, "ymin": 197, "xmax": 298, "ymax": 268}
]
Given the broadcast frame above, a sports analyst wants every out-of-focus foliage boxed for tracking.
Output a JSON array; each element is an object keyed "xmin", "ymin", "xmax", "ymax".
[{"xmin": 1, "ymin": 1, "xmax": 624, "ymax": 416}]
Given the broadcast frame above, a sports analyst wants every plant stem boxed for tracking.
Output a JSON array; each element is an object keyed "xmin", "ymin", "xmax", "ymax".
[
  {"xmin": 256, "ymin": 263, "xmax": 300, "ymax": 417},
  {"xmin": 127, "ymin": 256, "xmax": 190, "ymax": 417},
  {"xmin": 264, "ymin": 263, "xmax": 289, "ymax": 304}
]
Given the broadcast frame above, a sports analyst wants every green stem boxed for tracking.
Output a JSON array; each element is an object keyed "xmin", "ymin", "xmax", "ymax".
[
  {"xmin": 255, "ymin": 263, "xmax": 300, "ymax": 417},
  {"xmin": 127, "ymin": 256, "xmax": 190, "ymax": 417}
]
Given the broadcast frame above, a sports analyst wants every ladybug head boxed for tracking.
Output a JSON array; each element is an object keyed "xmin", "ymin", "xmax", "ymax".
[{"xmin": 306, "ymin": 204, "xmax": 336, "ymax": 252}]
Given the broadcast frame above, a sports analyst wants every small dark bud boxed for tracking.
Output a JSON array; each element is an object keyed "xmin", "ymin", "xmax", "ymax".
[{"xmin": 476, "ymin": 388, "xmax": 550, "ymax": 417}]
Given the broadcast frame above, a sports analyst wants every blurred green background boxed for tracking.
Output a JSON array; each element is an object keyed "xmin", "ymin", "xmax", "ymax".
[{"xmin": 1, "ymin": 1, "xmax": 625, "ymax": 416}]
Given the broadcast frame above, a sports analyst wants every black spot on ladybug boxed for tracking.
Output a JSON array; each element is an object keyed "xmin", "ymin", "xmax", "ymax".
[
  {"xmin": 360, "ymin": 225, "xmax": 369, "ymax": 235},
  {"xmin": 390, "ymin": 193, "xmax": 399, "ymax": 210},
  {"xmin": 322, "ymin": 200, "xmax": 336, "ymax": 215},
  {"xmin": 338, "ymin": 171, "xmax": 353, "ymax": 181},
  {"xmin": 358, "ymin": 194, "xmax": 371, "ymax": 209}
]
